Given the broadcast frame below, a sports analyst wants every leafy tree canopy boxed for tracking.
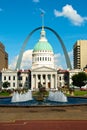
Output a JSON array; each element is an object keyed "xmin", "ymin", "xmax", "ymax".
[
  {"xmin": 72, "ymin": 72, "xmax": 87, "ymax": 88},
  {"xmin": 3, "ymin": 81, "xmax": 10, "ymax": 88}
]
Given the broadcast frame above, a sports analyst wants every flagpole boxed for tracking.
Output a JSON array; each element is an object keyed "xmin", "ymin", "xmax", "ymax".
[
  {"xmin": 41, "ymin": 12, "xmax": 44, "ymax": 28},
  {"xmin": 42, "ymin": 14, "xmax": 44, "ymax": 27}
]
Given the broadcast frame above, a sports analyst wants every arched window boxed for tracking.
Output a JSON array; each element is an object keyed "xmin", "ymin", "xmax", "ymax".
[
  {"xmin": 40, "ymin": 57, "xmax": 41, "ymax": 61},
  {"xmin": 43, "ymin": 57, "xmax": 44, "ymax": 61},
  {"xmin": 45, "ymin": 57, "xmax": 47, "ymax": 61},
  {"xmin": 38, "ymin": 57, "xmax": 39, "ymax": 61}
]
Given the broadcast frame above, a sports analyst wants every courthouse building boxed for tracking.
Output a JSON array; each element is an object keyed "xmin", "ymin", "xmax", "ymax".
[
  {"xmin": 31, "ymin": 27, "xmax": 57, "ymax": 90},
  {"xmin": 0, "ymin": 27, "xmax": 71, "ymax": 90}
]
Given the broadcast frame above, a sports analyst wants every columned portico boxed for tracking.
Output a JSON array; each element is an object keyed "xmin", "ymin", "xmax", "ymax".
[{"xmin": 31, "ymin": 67, "xmax": 57, "ymax": 90}]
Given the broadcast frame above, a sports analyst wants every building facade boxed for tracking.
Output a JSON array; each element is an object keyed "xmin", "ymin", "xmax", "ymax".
[
  {"xmin": 1, "ymin": 68, "xmax": 83, "ymax": 90},
  {"xmin": 57, "ymin": 69, "xmax": 69, "ymax": 88},
  {"xmin": 73, "ymin": 40, "xmax": 87, "ymax": 69},
  {"xmin": 1, "ymin": 69, "xmax": 31, "ymax": 90},
  {"xmin": 17, "ymin": 70, "xmax": 31, "ymax": 89},
  {"xmin": 0, "ymin": 42, "xmax": 8, "ymax": 71},
  {"xmin": 1, "ymin": 69, "xmax": 18, "ymax": 90}
]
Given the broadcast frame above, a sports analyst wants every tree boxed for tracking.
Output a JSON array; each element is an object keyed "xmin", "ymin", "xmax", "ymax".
[
  {"xmin": 3, "ymin": 81, "xmax": 10, "ymax": 88},
  {"xmin": 72, "ymin": 72, "xmax": 87, "ymax": 88}
]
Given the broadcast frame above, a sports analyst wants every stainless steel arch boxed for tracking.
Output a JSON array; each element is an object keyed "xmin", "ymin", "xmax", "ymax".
[{"xmin": 15, "ymin": 26, "xmax": 72, "ymax": 70}]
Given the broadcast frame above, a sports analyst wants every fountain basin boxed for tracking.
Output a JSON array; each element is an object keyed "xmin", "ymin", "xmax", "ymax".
[{"xmin": 0, "ymin": 96, "xmax": 87, "ymax": 106}]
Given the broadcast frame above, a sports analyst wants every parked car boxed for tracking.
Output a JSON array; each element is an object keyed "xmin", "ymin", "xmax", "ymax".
[{"xmin": 80, "ymin": 86, "xmax": 87, "ymax": 91}]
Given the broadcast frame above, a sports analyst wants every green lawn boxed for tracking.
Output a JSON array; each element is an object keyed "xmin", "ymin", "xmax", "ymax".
[
  {"xmin": 0, "ymin": 91, "xmax": 10, "ymax": 96},
  {"xmin": 74, "ymin": 90, "xmax": 87, "ymax": 96},
  {"xmin": 0, "ymin": 90, "xmax": 87, "ymax": 97}
]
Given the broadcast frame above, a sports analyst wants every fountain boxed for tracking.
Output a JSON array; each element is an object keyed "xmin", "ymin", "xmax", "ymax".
[
  {"xmin": 11, "ymin": 88, "xmax": 67, "ymax": 103},
  {"xmin": 0, "ymin": 89, "xmax": 87, "ymax": 106},
  {"xmin": 11, "ymin": 90, "xmax": 33, "ymax": 102},
  {"xmin": 47, "ymin": 91, "xmax": 67, "ymax": 102}
]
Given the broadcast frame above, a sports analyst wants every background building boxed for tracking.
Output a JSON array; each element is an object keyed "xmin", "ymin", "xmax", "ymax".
[
  {"xmin": 73, "ymin": 40, "xmax": 87, "ymax": 69},
  {"xmin": 1, "ymin": 69, "xmax": 18, "ymax": 90},
  {"xmin": 57, "ymin": 69, "xmax": 69, "ymax": 88},
  {"xmin": 1, "ymin": 69, "xmax": 31, "ymax": 90},
  {"xmin": 0, "ymin": 42, "xmax": 8, "ymax": 71},
  {"xmin": 17, "ymin": 70, "xmax": 31, "ymax": 89}
]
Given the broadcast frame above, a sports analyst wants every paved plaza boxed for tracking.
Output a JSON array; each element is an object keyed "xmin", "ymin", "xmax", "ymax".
[
  {"xmin": 0, "ymin": 105, "xmax": 87, "ymax": 130},
  {"xmin": 0, "ymin": 120, "xmax": 87, "ymax": 130}
]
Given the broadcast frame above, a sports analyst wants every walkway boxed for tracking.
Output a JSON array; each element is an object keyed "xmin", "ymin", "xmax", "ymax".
[
  {"xmin": 0, "ymin": 105, "xmax": 87, "ymax": 130},
  {"xmin": 0, "ymin": 120, "xmax": 87, "ymax": 130}
]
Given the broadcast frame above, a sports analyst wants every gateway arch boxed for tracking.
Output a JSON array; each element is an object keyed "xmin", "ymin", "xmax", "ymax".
[{"xmin": 15, "ymin": 26, "xmax": 72, "ymax": 70}]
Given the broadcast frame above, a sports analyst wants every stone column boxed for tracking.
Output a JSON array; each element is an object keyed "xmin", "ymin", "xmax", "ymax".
[
  {"xmin": 55, "ymin": 74, "xmax": 57, "ymax": 90},
  {"xmin": 31, "ymin": 74, "xmax": 35, "ymax": 91},
  {"xmin": 31, "ymin": 74, "xmax": 33, "ymax": 90},
  {"xmin": 51, "ymin": 74, "xmax": 53, "ymax": 89},
  {"xmin": 46, "ymin": 74, "xmax": 48, "ymax": 89},
  {"xmin": 41, "ymin": 74, "xmax": 43, "ymax": 86},
  {"xmin": 36, "ymin": 74, "xmax": 38, "ymax": 89}
]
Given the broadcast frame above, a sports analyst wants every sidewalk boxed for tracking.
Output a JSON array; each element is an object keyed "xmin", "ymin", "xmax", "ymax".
[{"xmin": 0, "ymin": 105, "xmax": 87, "ymax": 121}]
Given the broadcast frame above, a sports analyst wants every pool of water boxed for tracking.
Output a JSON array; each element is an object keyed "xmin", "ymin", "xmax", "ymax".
[{"xmin": 0, "ymin": 97, "xmax": 87, "ymax": 106}]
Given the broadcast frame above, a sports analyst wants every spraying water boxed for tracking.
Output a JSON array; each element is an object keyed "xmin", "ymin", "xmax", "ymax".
[
  {"xmin": 48, "ymin": 91, "xmax": 67, "ymax": 102},
  {"xmin": 11, "ymin": 90, "xmax": 33, "ymax": 102}
]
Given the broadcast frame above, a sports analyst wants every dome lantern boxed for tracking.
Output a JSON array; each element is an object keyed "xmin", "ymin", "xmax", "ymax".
[{"xmin": 33, "ymin": 27, "xmax": 53, "ymax": 52}]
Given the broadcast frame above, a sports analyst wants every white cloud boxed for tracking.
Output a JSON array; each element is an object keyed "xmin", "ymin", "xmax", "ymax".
[
  {"xmin": 33, "ymin": 0, "xmax": 39, "ymax": 3},
  {"xmin": 9, "ymin": 56, "xmax": 18, "ymax": 70},
  {"xmin": 9, "ymin": 49, "xmax": 73, "ymax": 70},
  {"xmin": 54, "ymin": 4, "xmax": 87, "ymax": 26},
  {"xmin": 54, "ymin": 53, "xmax": 66, "ymax": 69},
  {"xmin": 9, "ymin": 50, "xmax": 33, "ymax": 70},
  {"xmin": 54, "ymin": 50, "xmax": 73, "ymax": 69},
  {"xmin": 21, "ymin": 50, "xmax": 32, "ymax": 69}
]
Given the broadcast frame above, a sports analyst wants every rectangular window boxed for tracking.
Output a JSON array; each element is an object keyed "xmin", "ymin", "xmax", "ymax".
[
  {"xmin": 9, "ymin": 83, "xmax": 10, "ymax": 87},
  {"xmin": 13, "ymin": 76, "xmax": 15, "ymax": 80},
  {"xmin": 4, "ymin": 76, "xmax": 6, "ymax": 80},
  {"xmin": 48, "ymin": 75, "xmax": 50, "ymax": 80},
  {"xmin": 38, "ymin": 75, "xmax": 40, "ymax": 80},
  {"xmin": 9, "ymin": 76, "xmax": 11, "ymax": 80},
  {"xmin": 45, "ymin": 57, "xmax": 47, "ymax": 61},
  {"xmin": 19, "ymin": 76, "xmax": 22, "ymax": 80},
  {"xmin": 19, "ymin": 83, "xmax": 22, "ymax": 87},
  {"xmin": 13, "ymin": 83, "xmax": 15, "ymax": 87},
  {"xmin": 43, "ymin": 75, "xmax": 45, "ymax": 80},
  {"xmin": 59, "ymin": 77, "xmax": 61, "ymax": 80},
  {"xmin": 26, "ymin": 77, "xmax": 28, "ymax": 81}
]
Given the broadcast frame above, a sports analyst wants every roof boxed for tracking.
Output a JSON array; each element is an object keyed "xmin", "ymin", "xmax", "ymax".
[{"xmin": 33, "ymin": 41, "xmax": 53, "ymax": 52}]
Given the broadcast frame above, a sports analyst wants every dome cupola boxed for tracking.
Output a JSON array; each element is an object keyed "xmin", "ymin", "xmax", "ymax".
[
  {"xmin": 33, "ymin": 27, "xmax": 53, "ymax": 52},
  {"xmin": 32, "ymin": 27, "xmax": 54, "ymax": 69}
]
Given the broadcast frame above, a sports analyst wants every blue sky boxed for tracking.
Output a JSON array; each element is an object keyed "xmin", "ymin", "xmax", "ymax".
[{"xmin": 0, "ymin": 0, "xmax": 87, "ymax": 69}]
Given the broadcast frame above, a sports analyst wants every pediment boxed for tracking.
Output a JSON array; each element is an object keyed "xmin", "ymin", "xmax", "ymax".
[{"xmin": 32, "ymin": 66, "xmax": 57, "ymax": 72}]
